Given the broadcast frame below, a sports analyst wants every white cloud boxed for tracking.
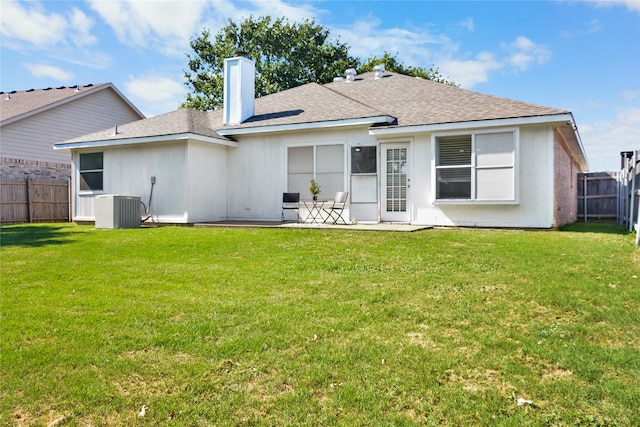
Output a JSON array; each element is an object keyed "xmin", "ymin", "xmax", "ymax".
[
  {"xmin": 621, "ymin": 90, "xmax": 640, "ymax": 101},
  {"xmin": 592, "ymin": 0, "xmax": 640, "ymax": 13},
  {"xmin": 439, "ymin": 52, "xmax": 502, "ymax": 87},
  {"xmin": 502, "ymin": 36, "xmax": 552, "ymax": 71},
  {"xmin": 0, "ymin": 1, "xmax": 97, "ymax": 47},
  {"xmin": 68, "ymin": 7, "xmax": 97, "ymax": 47},
  {"xmin": 124, "ymin": 73, "xmax": 188, "ymax": 117},
  {"xmin": 23, "ymin": 63, "xmax": 74, "ymax": 81},
  {"xmin": 579, "ymin": 107, "xmax": 640, "ymax": 171},
  {"xmin": 243, "ymin": 0, "xmax": 320, "ymax": 21},
  {"xmin": 333, "ymin": 16, "xmax": 451, "ymax": 64},
  {"xmin": 0, "ymin": 1, "xmax": 105, "ymax": 72},
  {"xmin": 94, "ymin": 0, "xmax": 319, "ymax": 55},
  {"xmin": 588, "ymin": 19, "xmax": 603, "ymax": 33},
  {"xmin": 88, "ymin": 1, "xmax": 199, "ymax": 55},
  {"xmin": 333, "ymin": 18, "xmax": 550, "ymax": 88},
  {"xmin": 0, "ymin": 0, "xmax": 68, "ymax": 46},
  {"xmin": 459, "ymin": 17, "xmax": 474, "ymax": 32}
]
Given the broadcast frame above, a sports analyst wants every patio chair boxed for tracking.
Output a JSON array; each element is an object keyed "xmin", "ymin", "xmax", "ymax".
[
  {"xmin": 281, "ymin": 192, "xmax": 300, "ymax": 222},
  {"xmin": 323, "ymin": 192, "xmax": 349, "ymax": 224}
]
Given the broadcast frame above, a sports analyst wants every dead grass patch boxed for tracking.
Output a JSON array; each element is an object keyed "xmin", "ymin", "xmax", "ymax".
[
  {"xmin": 10, "ymin": 407, "xmax": 69, "ymax": 427},
  {"xmin": 407, "ymin": 331, "xmax": 440, "ymax": 349},
  {"xmin": 542, "ymin": 366, "xmax": 573, "ymax": 381},
  {"xmin": 112, "ymin": 372, "xmax": 171, "ymax": 397},
  {"xmin": 438, "ymin": 368, "xmax": 516, "ymax": 396}
]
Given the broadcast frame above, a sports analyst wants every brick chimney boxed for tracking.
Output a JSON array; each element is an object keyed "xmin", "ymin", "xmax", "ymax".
[{"xmin": 223, "ymin": 52, "xmax": 255, "ymax": 125}]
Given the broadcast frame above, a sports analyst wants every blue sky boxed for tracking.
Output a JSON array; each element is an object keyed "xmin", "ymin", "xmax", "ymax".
[{"xmin": 1, "ymin": 0, "xmax": 638, "ymax": 171}]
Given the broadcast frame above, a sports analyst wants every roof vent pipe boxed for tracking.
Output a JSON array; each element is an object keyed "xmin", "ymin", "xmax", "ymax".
[
  {"xmin": 374, "ymin": 64, "xmax": 385, "ymax": 79},
  {"xmin": 4, "ymin": 92, "xmax": 10, "ymax": 100},
  {"xmin": 345, "ymin": 68, "xmax": 357, "ymax": 82},
  {"xmin": 113, "ymin": 124, "xmax": 119, "ymax": 136}
]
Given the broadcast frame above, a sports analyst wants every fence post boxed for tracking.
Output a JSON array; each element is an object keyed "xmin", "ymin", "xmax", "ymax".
[
  {"xmin": 583, "ymin": 174, "xmax": 588, "ymax": 222},
  {"xmin": 630, "ymin": 150, "xmax": 638, "ymax": 232},
  {"xmin": 636, "ymin": 188, "xmax": 640, "ymax": 248},
  {"xmin": 26, "ymin": 177, "xmax": 33, "ymax": 223},
  {"xmin": 68, "ymin": 176, "xmax": 72, "ymax": 222}
]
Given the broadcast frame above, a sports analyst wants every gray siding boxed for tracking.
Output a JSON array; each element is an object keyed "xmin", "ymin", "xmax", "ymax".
[{"xmin": 1, "ymin": 88, "xmax": 143, "ymax": 165}]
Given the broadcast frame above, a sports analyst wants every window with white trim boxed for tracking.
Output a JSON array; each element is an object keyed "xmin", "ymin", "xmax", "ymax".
[
  {"xmin": 287, "ymin": 144, "xmax": 344, "ymax": 198},
  {"xmin": 435, "ymin": 130, "xmax": 516, "ymax": 201},
  {"xmin": 79, "ymin": 152, "xmax": 103, "ymax": 191}
]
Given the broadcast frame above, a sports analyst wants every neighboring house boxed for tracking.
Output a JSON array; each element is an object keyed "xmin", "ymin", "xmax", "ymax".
[
  {"xmin": 1, "ymin": 83, "xmax": 144, "ymax": 180},
  {"xmin": 55, "ymin": 56, "xmax": 588, "ymax": 228}
]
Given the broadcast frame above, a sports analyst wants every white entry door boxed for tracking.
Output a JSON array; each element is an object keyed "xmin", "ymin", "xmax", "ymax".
[{"xmin": 381, "ymin": 144, "xmax": 410, "ymax": 222}]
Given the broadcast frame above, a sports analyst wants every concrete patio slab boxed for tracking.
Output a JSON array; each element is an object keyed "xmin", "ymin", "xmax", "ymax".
[{"xmin": 194, "ymin": 221, "xmax": 431, "ymax": 232}]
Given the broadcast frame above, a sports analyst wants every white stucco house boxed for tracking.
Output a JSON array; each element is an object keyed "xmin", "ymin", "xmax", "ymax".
[
  {"xmin": 1, "ymin": 83, "xmax": 144, "ymax": 180},
  {"xmin": 54, "ymin": 56, "xmax": 588, "ymax": 228}
]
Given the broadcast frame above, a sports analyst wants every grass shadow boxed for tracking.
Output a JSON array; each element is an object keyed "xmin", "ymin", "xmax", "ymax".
[
  {"xmin": 559, "ymin": 222, "xmax": 630, "ymax": 235},
  {"xmin": 0, "ymin": 224, "xmax": 81, "ymax": 248}
]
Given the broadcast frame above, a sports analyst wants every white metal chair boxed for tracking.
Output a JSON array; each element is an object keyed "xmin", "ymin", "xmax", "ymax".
[{"xmin": 323, "ymin": 192, "xmax": 349, "ymax": 224}]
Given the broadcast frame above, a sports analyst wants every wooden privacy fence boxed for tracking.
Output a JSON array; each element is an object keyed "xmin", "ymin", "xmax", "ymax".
[
  {"xmin": 577, "ymin": 150, "xmax": 640, "ymax": 236},
  {"xmin": 0, "ymin": 177, "xmax": 70, "ymax": 224},
  {"xmin": 577, "ymin": 172, "xmax": 619, "ymax": 222}
]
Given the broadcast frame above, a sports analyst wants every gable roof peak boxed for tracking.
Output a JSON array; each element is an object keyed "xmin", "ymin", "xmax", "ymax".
[{"xmin": 1, "ymin": 83, "xmax": 145, "ymax": 125}]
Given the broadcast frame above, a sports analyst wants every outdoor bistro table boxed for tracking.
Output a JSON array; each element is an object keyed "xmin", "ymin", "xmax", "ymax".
[{"xmin": 302, "ymin": 199, "xmax": 327, "ymax": 223}]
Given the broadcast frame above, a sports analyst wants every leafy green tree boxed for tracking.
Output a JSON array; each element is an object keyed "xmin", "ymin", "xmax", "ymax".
[
  {"xmin": 182, "ymin": 16, "xmax": 357, "ymax": 110},
  {"xmin": 358, "ymin": 52, "xmax": 458, "ymax": 86}
]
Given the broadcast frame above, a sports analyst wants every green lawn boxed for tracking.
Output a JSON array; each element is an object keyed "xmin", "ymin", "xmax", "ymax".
[{"xmin": 1, "ymin": 223, "xmax": 638, "ymax": 426}]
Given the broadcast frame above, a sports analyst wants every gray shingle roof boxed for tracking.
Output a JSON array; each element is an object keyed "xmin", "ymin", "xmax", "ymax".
[
  {"xmin": 0, "ymin": 83, "xmax": 145, "ymax": 124},
  {"xmin": 224, "ymin": 82, "xmax": 388, "ymax": 129},
  {"xmin": 325, "ymin": 72, "xmax": 568, "ymax": 126},
  {"xmin": 220, "ymin": 71, "xmax": 567, "ymax": 131},
  {"xmin": 57, "ymin": 71, "xmax": 570, "ymax": 145},
  {"xmin": 63, "ymin": 107, "xmax": 227, "ymax": 143}
]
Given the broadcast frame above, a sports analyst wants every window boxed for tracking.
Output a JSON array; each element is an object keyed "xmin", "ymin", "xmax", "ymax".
[
  {"xmin": 351, "ymin": 146, "xmax": 377, "ymax": 203},
  {"xmin": 435, "ymin": 131, "xmax": 516, "ymax": 202},
  {"xmin": 287, "ymin": 144, "xmax": 344, "ymax": 198},
  {"xmin": 79, "ymin": 152, "xmax": 103, "ymax": 191},
  {"xmin": 351, "ymin": 146, "xmax": 377, "ymax": 174},
  {"xmin": 436, "ymin": 135, "xmax": 471, "ymax": 199}
]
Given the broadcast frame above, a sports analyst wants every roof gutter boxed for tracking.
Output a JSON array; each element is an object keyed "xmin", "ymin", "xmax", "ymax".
[
  {"xmin": 369, "ymin": 113, "xmax": 575, "ymax": 136},
  {"xmin": 54, "ymin": 133, "xmax": 238, "ymax": 151},
  {"xmin": 557, "ymin": 112, "xmax": 589, "ymax": 171},
  {"xmin": 370, "ymin": 112, "xmax": 589, "ymax": 172},
  {"xmin": 217, "ymin": 115, "xmax": 395, "ymax": 136}
]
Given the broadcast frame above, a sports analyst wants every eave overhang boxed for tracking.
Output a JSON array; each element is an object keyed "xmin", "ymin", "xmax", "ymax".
[
  {"xmin": 556, "ymin": 113, "xmax": 589, "ymax": 172},
  {"xmin": 369, "ymin": 113, "xmax": 575, "ymax": 136},
  {"xmin": 53, "ymin": 133, "xmax": 238, "ymax": 151},
  {"xmin": 217, "ymin": 115, "xmax": 396, "ymax": 136},
  {"xmin": 369, "ymin": 112, "xmax": 589, "ymax": 172}
]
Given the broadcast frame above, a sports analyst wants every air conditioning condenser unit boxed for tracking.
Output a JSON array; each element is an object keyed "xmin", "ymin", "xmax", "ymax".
[{"xmin": 95, "ymin": 195, "xmax": 140, "ymax": 229}]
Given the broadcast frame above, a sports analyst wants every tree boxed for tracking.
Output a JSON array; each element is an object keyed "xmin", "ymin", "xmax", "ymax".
[
  {"xmin": 182, "ymin": 16, "xmax": 358, "ymax": 110},
  {"xmin": 358, "ymin": 52, "xmax": 458, "ymax": 86}
]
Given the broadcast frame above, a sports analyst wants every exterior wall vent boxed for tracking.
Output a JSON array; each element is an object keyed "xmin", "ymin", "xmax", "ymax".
[{"xmin": 223, "ymin": 55, "xmax": 255, "ymax": 125}]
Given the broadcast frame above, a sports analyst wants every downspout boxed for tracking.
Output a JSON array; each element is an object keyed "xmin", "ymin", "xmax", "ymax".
[{"xmin": 616, "ymin": 170, "xmax": 621, "ymax": 225}]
